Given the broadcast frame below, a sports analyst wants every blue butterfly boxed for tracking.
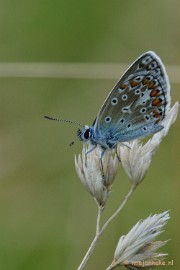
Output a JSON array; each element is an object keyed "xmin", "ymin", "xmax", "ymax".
[
  {"xmin": 45, "ymin": 51, "xmax": 170, "ymax": 156},
  {"xmin": 77, "ymin": 51, "xmax": 170, "ymax": 154}
]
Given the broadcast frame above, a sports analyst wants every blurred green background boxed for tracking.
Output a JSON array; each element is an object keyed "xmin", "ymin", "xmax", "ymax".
[{"xmin": 0, "ymin": 0, "xmax": 179, "ymax": 269}]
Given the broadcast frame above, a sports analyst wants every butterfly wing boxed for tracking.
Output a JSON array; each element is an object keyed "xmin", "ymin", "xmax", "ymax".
[{"xmin": 93, "ymin": 51, "xmax": 170, "ymax": 146}]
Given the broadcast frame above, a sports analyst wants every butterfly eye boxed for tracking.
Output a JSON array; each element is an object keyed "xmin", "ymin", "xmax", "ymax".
[
  {"xmin": 122, "ymin": 94, "xmax": 128, "ymax": 101},
  {"xmin": 84, "ymin": 128, "xmax": 90, "ymax": 139},
  {"xmin": 105, "ymin": 116, "xmax": 111, "ymax": 123},
  {"xmin": 111, "ymin": 97, "xmax": 118, "ymax": 105}
]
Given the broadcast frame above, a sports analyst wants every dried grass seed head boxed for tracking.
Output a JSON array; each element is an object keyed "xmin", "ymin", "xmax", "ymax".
[
  {"xmin": 107, "ymin": 211, "xmax": 170, "ymax": 270},
  {"xmin": 75, "ymin": 144, "xmax": 120, "ymax": 206},
  {"xmin": 119, "ymin": 102, "xmax": 179, "ymax": 186}
]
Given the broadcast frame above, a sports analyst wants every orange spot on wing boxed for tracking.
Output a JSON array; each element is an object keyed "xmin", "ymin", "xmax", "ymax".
[
  {"xmin": 130, "ymin": 81, "xmax": 140, "ymax": 87},
  {"xmin": 150, "ymin": 89, "xmax": 159, "ymax": 97},
  {"xmin": 153, "ymin": 109, "xmax": 159, "ymax": 114},
  {"xmin": 143, "ymin": 79, "xmax": 149, "ymax": 85},
  {"xmin": 148, "ymin": 82, "xmax": 155, "ymax": 89},
  {"xmin": 143, "ymin": 79, "xmax": 156, "ymax": 89},
  {"xmin": 152, "ymin": 98, "xmax": 161, "ymax": 106},
  {"xmin": 120, "ymin": 84, "xmax": 128, "ymax": 89},
  {"xmin": 154, "ymin": 113, "xmax": 161, "ymax": 119},
  {"xmin": 153, "ymin": 109, "xmax": 161, "ymax": 122}
]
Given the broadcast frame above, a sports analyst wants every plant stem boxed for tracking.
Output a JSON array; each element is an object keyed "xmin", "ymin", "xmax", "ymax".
[
  {"xmin": 77, "ymin": 184, "xmax": 136, "ymax": 270},
  {"xmin": 77, "ymin": 205, "xmax": 103, "ymax": 270},
  {"xmin": 101, "ymin": 184, "xmax": 136, "ymax": 234},
  {"xmin": 106, "ymin": 264, "xmax": 115, "ymax": 270},
  {"xmin": 96, "ymin": 205, "xmax": 103, "ymax": 235},
  {"xmin": 106, "ymin": 264, "xmax": 117, "ymax": 270}
]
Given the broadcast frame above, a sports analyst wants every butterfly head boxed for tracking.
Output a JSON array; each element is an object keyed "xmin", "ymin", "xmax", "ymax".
[{"xmin": 77, "ymin": 125, "xmax": 93, "ymax": 142}]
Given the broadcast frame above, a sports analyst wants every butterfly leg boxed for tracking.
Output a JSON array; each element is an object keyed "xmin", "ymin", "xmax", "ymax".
[
  {"xmin": 115, "ymin": 143, "xmax": 131, "ymax": 162},
  {"xmin": 121, "ymin": 142, "xmax": 131, "ymax": 149},
  {"xmin": 99, "ymin": 148, "xmax": 106, "ymax": 182},
  {"xmin": 85, "ymin": 145, "xmax": 97, "ymax": 156},
  {"xmin": 85, "ymin": 145, "xmax": 106, "ymax": 182},
  {"xmin": 115, "ymin": 145, "xmax": 121, "ymax": 162},
  {"xmin": 85, "ymin": 145, "xmax": 97, "ymax": 166}
]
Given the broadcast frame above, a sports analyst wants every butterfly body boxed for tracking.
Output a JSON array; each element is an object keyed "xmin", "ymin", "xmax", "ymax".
[{"xmin": 78, "ymin": 51, "xmax": 170, "ymax": 150}]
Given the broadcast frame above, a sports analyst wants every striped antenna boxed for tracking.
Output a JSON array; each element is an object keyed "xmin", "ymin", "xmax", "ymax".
[{"xmin": 44, "ymin": 115, "xmax": 84, "ymax": 127}]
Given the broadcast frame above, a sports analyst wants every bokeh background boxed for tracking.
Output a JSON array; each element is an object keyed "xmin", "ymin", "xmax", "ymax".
[{"xmin": 0, "ymin": 0, "xmax": 179, "ymax": 269}]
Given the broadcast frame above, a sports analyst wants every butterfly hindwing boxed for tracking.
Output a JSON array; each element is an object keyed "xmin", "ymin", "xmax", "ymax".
[{"xmin": 93, "ymin": 51, "xmax": 170, "ymax": 144}]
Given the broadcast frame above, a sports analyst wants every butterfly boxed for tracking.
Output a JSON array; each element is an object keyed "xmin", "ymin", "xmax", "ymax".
[
  {"xmin": 77, "ymin": 51, "xmax": 170, "ymax": 155},
  {"xmin": 45, "ymin": 51, "xmax": 170, "ymax": 157}
]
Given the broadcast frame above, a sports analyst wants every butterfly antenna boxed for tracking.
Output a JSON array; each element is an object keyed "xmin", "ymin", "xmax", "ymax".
[{"xmin": 44, "ymin": 115, "xmax": 84, "ymax": 127}]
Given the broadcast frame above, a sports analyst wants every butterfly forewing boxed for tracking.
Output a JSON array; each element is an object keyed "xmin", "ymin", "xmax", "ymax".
[{"xmin": 93, "ymin": 51, "xmax": 170, "ymax": 144}]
